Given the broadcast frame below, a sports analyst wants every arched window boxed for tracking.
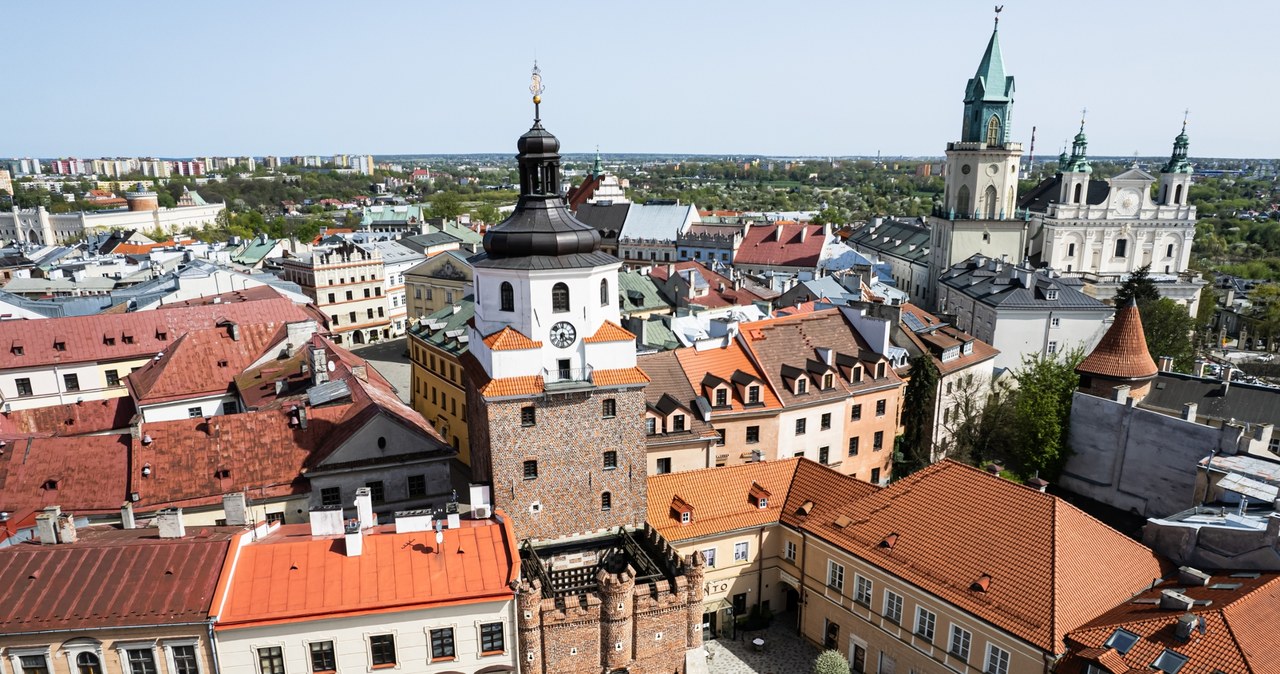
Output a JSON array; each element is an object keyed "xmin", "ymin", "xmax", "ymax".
[
  {"xmin": 600, "ymin": 278, "xmax": 609, "ymax": 306},
  {"xmin": 956, "ymin": 185, "xmax": 970, "ymax": 216},
  {"xmin": 1073, "ymin": 183, "xmax": 1083, "ymax": 204},
  {"xmin": 984, "ymin": 185, "xmax": 998, "ymax": 219},
  {"xmin": 77, "ymin": 653, "xmax": 102, "ymax": 674},
  {"xmin": 601, "ymin": 491, "xmax": 612, "ymax": 511},
  {"xmin": 985, "ymin": 115, "xmax": 1002, "ymax": 145},
  {"xmin": 499, "ymin": 282, "xmax": 514, "ymax": 312},
  {"xmin": 1174, "ymin": 184, "xmax": 1183, "ymax": 205},
  {"xmin": 551, "ymin": 282, "xmax": 570, "ymax": 313}
]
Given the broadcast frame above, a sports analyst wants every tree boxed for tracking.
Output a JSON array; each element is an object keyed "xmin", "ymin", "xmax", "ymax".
[
  {"xmin": 896, "ymin": 354, "xmax": 939, "ymax": 478},
  {"xmin": 940, "ymin": 373, "xmax": 1017, "ymax": 466},
  {"xmin": 813, "ymin": 650, "xmax": 850, "ymax": 674},
  {"xmin": 430, "ymin": 190, "xmax": 462, "ymax": 220},
  {"xmin": 1140, "ymin": 297, "xmax": 1195, "ymax": 370},
  {"xmin": 473, "ymin": 203, "xmax": 501, "ymax": 225},
  {"xmin": 1113, "ymin": 264, "xmax": 1160, "ymax": 307},
  {"xmin": 1008, "ymin": 348, "xmax": 1084, "ymax": 480}
]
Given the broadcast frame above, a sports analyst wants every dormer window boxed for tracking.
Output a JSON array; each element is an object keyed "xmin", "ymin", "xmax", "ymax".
[
  {"xmin": 749, "ymin": 482, "xmax": 771, "ymax": 509},
  {"xmin": 103, "ymin": 335, "xmax": 116, "ymax": 346},
  {"xmin": 156, "ymin": 330, "xmax": 167, "ymax": 341},
  {"xmin": 122, "ymin": 333, "xmax": 134, "ymax": 344},
  {"xmin": 876, "ymin": 362, "xmax": 886, "ymax": 379},
  {"xmin": 1046, "ymin": 289, "xmax": 1059, "ymax": 301},
  {"xmin": 671, "ymin": 495, "xmax": 694, "ymax": 525},
  {"xmin": 963, "ymin": 341, "xmax": 974, "ymax": 355},
  {"xmin": 714, "ymin": 387, "xmax": 728, "ymax": 407},
  {"xmin": 822, "ymin": 373, "xmax": 834, "ymax": 390},
  {"xmin": 680, "ymin": 511, "xmax": 691, "ymax": 524},
  {"xmin": 53, "ymin": 340, "xmax": 66, "ymax": 352},
  {"xmin": 747, "ymin": 386, "xmax": 760, "ymax": 404},
  {"xmin": 796, "ymin": 378, "xmax": 808, "ymax": 394},
  {"xmin": 10, "ymin": 341, "xmax": 22, "ymax": 356},
  {"xmin": 851, "ymin": 364, "xmax": 863, "ymax": 383}
]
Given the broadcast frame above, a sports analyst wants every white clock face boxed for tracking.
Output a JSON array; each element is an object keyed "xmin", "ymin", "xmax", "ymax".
[
  {"xmin": 1116, "ymin": 188, "xmax": 1141, "ymax": 216},
  {"xmin": 549, "ymin": 321, "xmax": 577, "ymax": 348}
]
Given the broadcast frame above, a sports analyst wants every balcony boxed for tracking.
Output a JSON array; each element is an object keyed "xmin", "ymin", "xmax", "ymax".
[{"xmin": 542, "ymin": 365, "xmax": 594, "ymax": 392}]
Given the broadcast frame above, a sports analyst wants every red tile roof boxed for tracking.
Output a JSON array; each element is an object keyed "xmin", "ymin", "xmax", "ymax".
[
  {"xmin": 482, "ymin": 326, "xmax": 543, "ymax": 351},
  {"xmin": 734, "ymin": 222, "xmax": 826, "ymax": 268},
  {"xmin": 803, "ymin": 460, "xmax": 1167, "ymax": 653},
  {"xmin": 584, "ymin": 320, "xmax": 636, "ymax": 344},
  {"xmin": 0, "ymin": 298, "xmax": 316, "ymax": 370},
  {"xmin": 0, "ymin": 396, "xmax": 135, "ymax": 437},
  {"xmin": 153, "ymin": 285, "xmax": 288, "ymax": 309},
  {"xmin": 647, "ymin": 260, "xmax": 766, "ymax": 309},
  {"xmin": 127, "ymin": 323, "xmax": 288, "ymax": 404},
  {"xmin": 478, "ymin": 375, "xmax": 544, "ymax": 397},
  {"xmin": 591, "ymin": 366, "xmax": 651, "ymax": 387},
  {"xmin": 1077, "ymin": 302, "xmax": 1158, "ymax": 382},
  {"xmin": 113, "ymin": 241, "xmax": 174, "ymax": 255},
  {"xmin": 0, "ymin": 525, "xmax": 239, "ymax": 633},
  {"xmin": 213, "ymin": 516, "xmax": 517, "ymax": 628},
  {"xmin": 0, "ymin": 434, "xmax": 131, "ymax": 515},
  {"xmin": 672, "ymin": 340, "xmax": 782, "ymax": 413}
]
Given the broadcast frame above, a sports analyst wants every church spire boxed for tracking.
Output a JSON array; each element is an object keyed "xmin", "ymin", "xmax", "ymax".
[
  {"xmin": 1162, "ymin": 111, "xmax": 1193, "ymax": 174},
  {"xmin": 592, "ymin": 146, "xmax": 603, "ymax": 179},
  {"xmin": 1063, "ymin": 110, "xmax": 1092, "ymax": 173},
  {"xmin": 961, "ymin": 9, "xmax": 1015, "ymax": 144}
]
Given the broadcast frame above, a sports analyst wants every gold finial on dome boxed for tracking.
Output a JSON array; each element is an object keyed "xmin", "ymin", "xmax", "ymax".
[{"xmin": 529, "ymin": 62, "xmax": 545, "ymax": 119}]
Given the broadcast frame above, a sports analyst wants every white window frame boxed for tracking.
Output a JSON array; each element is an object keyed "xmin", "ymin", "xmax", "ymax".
[
  {"xmin": 702, "ymin": 548, "xmax": 716, "ymax": 568},
  {"xmin": 8, "ymin": 647, "xmax": 52, "ymax": 674},
  {"xmin": 363, "ymin": 630, "xmax": 400, "ymax": 671},
  {"xmin": 425, "ymin": 624, "xmax": 458, "ymax": 663},
  {"xmin": 854, "ymin": 575, "xmax": 873, "ymax": 606},
  {"xmin": 984, "ymin": 643, "xmax": 1010, "ymax": 674},
  {"xmin": 251, "ymin": 644, "xmax": 287, "ymax": 674},
  {"xmin": 160, "ymin": 639, "xmax": 201, "ymax": 674},
  {"xmin": 474, "ymin": 619, "xmax": 508, "ymax": 657},
  {"xmin": 114, "ymin": 642, "xmax": 160, "ymax": 674},
  {"xmin": 733, "ymin": 541, "xmax": 749, "ymax": 562},
  {"xmin": 827, "ymin": 559, "xmax": 845, "ymax": 592},
  {"xmin": 304, "ymin": 639, "xmax": 337, "ymax": 673},
  {"xmin": 948, "ymin": 624, "xmax": 972, "ymax": 661},
  {"xmin": 784, "ymin": 540, "xmax": 797, "ymax": 562},
  {"xmin": 61, "ymin": 640, "xmax": 104, "ymax": 674},
  {"xmin": 914, "ymin": 606, "xmax": 937, "ymax": 641},
  {"xmin": 883, "ymin": 590, "xmax": 903, "ymax": 623}
]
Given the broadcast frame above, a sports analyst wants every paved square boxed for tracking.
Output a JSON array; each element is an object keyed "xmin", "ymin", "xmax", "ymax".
[{"xmin": 703, "ymin": 617, "xmax": 820, "ymax": 674}]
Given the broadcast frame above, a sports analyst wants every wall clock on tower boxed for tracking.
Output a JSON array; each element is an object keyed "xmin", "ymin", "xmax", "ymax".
[{"xmin": 549, "ymin": 321, "xmax": 577, "ymax": 348}]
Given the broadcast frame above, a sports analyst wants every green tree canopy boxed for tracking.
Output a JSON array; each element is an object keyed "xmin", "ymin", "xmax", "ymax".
[
  {"xmin": 813, "ymin": 650, "xmax": 850, "ymax": 674},
  {"xmin": 1008, "ymin": 348, "xmax": 1084, "ymax": 480},
  {"xmin": 897, "ymin": 354, "xmax": 939, "ymax": 478},
  {"xmin": 1140, "ymin": 297, "xmax": 1195, "ymax": 370},
  {"xmin": 1114, "ymin": 264, "xmax": 1160, "ymax": 307},
  {"xmin": 429, "ymin": 191, "xmax": 463, "ymax": 220}
]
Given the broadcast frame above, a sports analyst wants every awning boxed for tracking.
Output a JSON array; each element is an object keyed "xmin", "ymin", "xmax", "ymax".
[{"xmin": 702, "ymin": 597, "xmax": 733, "ymax": 614}]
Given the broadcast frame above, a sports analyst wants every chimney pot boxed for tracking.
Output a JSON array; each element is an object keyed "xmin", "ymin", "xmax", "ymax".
[
  {"xmin": 309, "ymin": 505, "xmax": 344, "ymax": 536},
  {"xmin": 1182, "ymin": 403, "xmax": 1198, "ymax": 422},
  {"xmin": 156, "ymin": 508, "xmax": 186, "ymax": 539},
  {"xmin": 354, "ymin": 488, "xmax": 376, "ymax": 529}
]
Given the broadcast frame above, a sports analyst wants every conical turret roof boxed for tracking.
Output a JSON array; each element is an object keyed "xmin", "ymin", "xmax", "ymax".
[
  {"xmin": 965, "ymin": 27, "xmax": 1014, "ymax": 103},
  {"xmin": 1076, "ymin": 300, "xmax": 1158, "ymax": 381}
]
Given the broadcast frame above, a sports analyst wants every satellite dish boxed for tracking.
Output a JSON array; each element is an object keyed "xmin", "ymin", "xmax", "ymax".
[{"xmin": 327, "ymin": 360, "xmax": 336, "ymax": 372}]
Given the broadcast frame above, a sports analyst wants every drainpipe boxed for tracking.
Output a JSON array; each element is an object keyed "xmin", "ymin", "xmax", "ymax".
[
  {"xmin": 798, "ymin": 530, "xmax": 809, "ymax": 635},
  {"xmin": 756, "ymin": 525, "xmax": 765, "ymax": 613},
  {"xmin": 207, "ymin": 620, "xmax": 224, "ymax": 674}
]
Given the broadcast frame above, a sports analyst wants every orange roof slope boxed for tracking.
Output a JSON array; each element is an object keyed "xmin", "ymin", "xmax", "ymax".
[
  {"xmin": 673, "ymin": 340, "xmax": 782, "ymax": 412},
  {"xmin": 216, "ymin": 518, "xmax": 516, "ymax": 628},
  {"xmin": 0, "ymin": 434, "xmax": 130, "ymax": 515},
  {"xmin": 803, "ymin": 460, "xmax": 1166, "ymax": 653},
  {"xmin": 482, "ymin": 326, "xmax": 542, "ymax": 351},
  {"xmin": 647, "ymin": 459, "xmax": 801, "ymax": 541},
  {"xmin": 592, "ymin": 366, "xmax": 650, "ymax": 387},
  {"xmin": 585, "ymin": 320, "xmax": 636, "ymax": 343},
  {"xmin": 1076, "ymin": 301, "xmax": 1158, "ymax": 381},
  {"xmin": 734, "ymin": 222, "xmax": 826, "ymax": 268},
  {"xmin": 127, "ymin": 323, "xmax": 287, "ymax": 404}
]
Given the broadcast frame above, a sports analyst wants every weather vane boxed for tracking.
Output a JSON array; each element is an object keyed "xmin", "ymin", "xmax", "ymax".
[
  {"xmin": 530, "ymin": 61, "xmax": 545, "ymax": 121},
  {"xmin": 1079, "ymin": 107, "xmax": 1088, "ymax": 131},
  {"xmin": 1182, "ymin": 108, "xmax": 1189, "ymax": 131},
  {"xmin": 994, "ymin": 5, "xmax": 1003, "ymax": 27}
]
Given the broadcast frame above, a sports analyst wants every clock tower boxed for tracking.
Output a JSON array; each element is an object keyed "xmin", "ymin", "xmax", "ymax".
[
  {"xmin": 464, "ymin": 66, "xmax": 649, "ymax": 542},
  {"xmin": 927, "ymin": 9, "xmax": 1027, "ymax": 309}
]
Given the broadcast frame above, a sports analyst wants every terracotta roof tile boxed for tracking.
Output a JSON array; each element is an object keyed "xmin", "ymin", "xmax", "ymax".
[
  {"xmin": 584, "ymin": 320, "xmax": 636, "ymax": 343},
  {"xmin": 1077, "ymin": 302, "xmax": 1158, "ymax": 381},
  {"xmin": 734, "ymin": 222, "xmax": 826, "ymax": 268},
  {"xmin": 592, "ymin": 366, "xmax": 650, "ymax": 386},
  {"xmin": 0, "ymin": 526, "xmax": 239, "ymax": 633},
  {"xmin": 482, "ymin": 326, "xmax": 543, "ymax": 351},
  {"xmin": 215, "ymin": 517, "xmax": 517, "ymax": 628},
  {"xmin": 803, "ymin": 460, "xmax": 1166, "ymax": 652},
  {"xmin": 479, "ymin": 375, "xmax": 545, "ymax": 398},
  {"xmin": 780, "ymin": 459, "xmax": 881, "ymax": 529},
  {"xmin": 673, "ymin": 340, "xmax": 782, "ymax": 413},
  {"xmin": 648, "ymin": 460, "xmax": 801, "ymax": 542}
]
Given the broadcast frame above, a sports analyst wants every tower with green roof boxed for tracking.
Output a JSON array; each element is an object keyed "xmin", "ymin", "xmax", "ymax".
[{"xmin": 1158, "ymin": 118, "xmax": 1193, "ymax": 207}]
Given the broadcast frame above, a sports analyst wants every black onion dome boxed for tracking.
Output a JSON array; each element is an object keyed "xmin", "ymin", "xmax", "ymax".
[{"xmin": 516, "ymin": 121, "xmax": 560, "ymax": 156}]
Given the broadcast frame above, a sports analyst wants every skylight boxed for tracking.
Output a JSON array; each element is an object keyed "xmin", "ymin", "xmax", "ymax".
[
  {"xmin": 1103, "ymin": 628, "xmax": 1139, "ymax": 655},
  {"xmin": 1151, "ymin": 649, "xmax": 1188, "ymax": 674}
]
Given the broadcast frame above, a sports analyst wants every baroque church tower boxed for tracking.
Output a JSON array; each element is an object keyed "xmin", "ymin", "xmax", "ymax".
[
  {"xmin": 463, "ymin": 66, "xmax": 650, "ymax": 542},
  {"xmin": 927, "ymin": 10, "xmax": 1027, "ymax": 308}
]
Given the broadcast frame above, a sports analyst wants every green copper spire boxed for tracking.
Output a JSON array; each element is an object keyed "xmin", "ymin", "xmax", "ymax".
[
  {"xmin": 1162, "ymin": 114, "xmax": 1193, "ymax": 174},
  {"xmin": 1062, "ymin": 111, "xmax": 1092, "ymax": 173},
  {"xmin": 592, "ymin": 146, "xmax": 603, "ymax": 179},
  {"xmin": 961, "ymin": 8, "xmax": 1016, "ymax": 145}
]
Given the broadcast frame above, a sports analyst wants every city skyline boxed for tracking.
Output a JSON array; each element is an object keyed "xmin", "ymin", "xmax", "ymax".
[{"xmin": 6, "ymin": 0, "xmax": 1278, "ymax": 159}]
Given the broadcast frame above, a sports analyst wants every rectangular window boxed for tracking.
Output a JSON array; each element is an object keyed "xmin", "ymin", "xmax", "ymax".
[
  {"xmin": 1048, "ymin": 340, "xmax": 1058, "ymax": 354},
  {"xmin": 480, "ymin": 622, "xmax": 505, "ymax": 654},
  {"xmin": 645, "ymin": 417, "xmax": 657, "ymax": 434},
  {"xmin": 851, "ymin": 403, "xmax": 862, "ymax": 421},
  {"xmin": 985, "ymin": 644, "xmax": 1010, "ymax": 674},
  {"xmin": 715, "ymin": 429, "xmax": 726, "ymax": 445},
  {"xmin": 672, "ymin": 414, "xmax": 686, "ymax": 431},
  {"xmin": 819, "ymin": 446, "xmax": 830, "ymax": 464},
  {"xmin": 309, "ymin": 642, "xmax": 336, "ymax": 673},
  {"xmin": 256, "ymin": 648, "xmax": 284, "ymax": 674},
  {"xmin": 883, "ymin": 590, "xmax": 903, "ymax": 623},
  {"xmin": 795, "ymin": 418, "xmax": 806, "ymax": 435},
  {"xmin": 346, "ymin": 290, "xmax": 353, "ymax": 300},
  {"xmin": 602, "ymin": 398, "xmax": 616, "ymax": 418},
  {"xmin": 656, "ymin": 457, "xmax": 671, "ymax": 474},
  {"xmin": 63, "ymin": 373, "xmax": 79, "ymax": 392},
  {"xmin": 222, "ymin": 401, "xmax": 237, "ymax": 415},
  {"xmin": 367, "ymin": 308, "xmax": 374, "ymax": 319},
  {"xmin": 106, "ymin": 369, "xmax": 120, "ymax": 387},
  {"xmin": 188, "ymin": 407, "xmax": 203, "ymax": 418},
  {"xmin": 746, "ymin": 425, "xmax": 760, "ymax": 444},
  {"xmin": 521, "ymin": 406, "xmax": 536, "ymax": 426},
  {"xmin": 320, "ymin": 487, "xmax": 341, "ymax": 506},
  {"xmin": 369, "ymin": 634, "xmax": 396, "ymax": 667},
  {"xmin": 820, "ymin": 412, "xmax": 831, "ymax": 430},
  {"xmin": 824, "ymin": 619, "xmax": 840, "ymax": 650},
  {"xmin": 1115, "ymin": 239, "xmax": 1128, "ymax": 258},
  {"xmin": 603, "ymin": 451, "xmax": 617, "ymax": 470},
  {"xmin": 1051, "ymin": 317, "xmax": 1061, "ymax": 328},
  {"xmin": 171, "ymin": 646, "xmax": 198, "ymax": 674},
  {"xmin": 366, "ymin": 481, "xmax": 385, "ymax": 505},
  {"xmin": 19, "ymin": 656, "xmax": 49, "ymax": 674},
  {"xmin": 430, "ymin": 628, "xmax": 455, "ymax": 660},
  {"xmin": 871, "ymin": 467, "xmax": 881, "ymax": 484},
  {"xmin": 714, "ymin": 388, "xmax": 727, "ymax": 407},
  {"xmin": 407, "ymin": 474, "xmax": 426, "ymax": 499},
  {"xmin": 950, "ymin": 625, "xmax": 972, "ymax": 661},
  {"xmin": 747, "ymin": 386, "xmax": 760, "ymax": 404},
  {"xmin": 827, "ymin": 559, "xmax": 845, "ymax": 591},
  {"xmin": 873, "ymin": 431, "xmax": 884, "ymax": 449},
  {"xmin": 523, "ymin": 460, "xmax": 538, "ymax": 480},
  {"xmin": 16, "ymin": 377, "xmax": 32, "ymax": 397},
  {"xmin": 327, "ymin": 293, "xmax": 335, "ymax": 303},
  {"xmin": 703, "ymin": 548, "xmax": 716, "ymax": 567},
  {"xmin": 854, "ymin": 575, "xmax": 873, "ymax": 605},
  {"xmin": 734, "ymin": 541, "xmax": 749, "ymax": 562},
  {"xmin": 784, "ymin": 540, "xmax": 796, "ymax": 561},
  {"xmin": 349, "ymin": 312, "xmax": 357, "ymax": 323},
  {"xmin": 915, "ymin": 607, "xmax": 937, "ymax": 641},
  {"xmin": 875, "ymin": 399, "xmax": 886, "ymax": 416},
  {"xmin": 1166, "ymin": 243, "xmax": 1175, "ymax": 258},
  {"xmin": 364, "ymin": 288, "xmax": 371, "ymax": 298},
  {"xmin": 848, "ymin": 436, "xmax": 860, "ymax": 456}
]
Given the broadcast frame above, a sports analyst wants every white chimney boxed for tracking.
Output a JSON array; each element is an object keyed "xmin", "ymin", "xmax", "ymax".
[
  {"xmin": 56, "ymin": 514, "xmax": 77, "ymax": 544},
  {"xmin": 156, "ymin": 508, "xmax": 186, "ymax": 539},
  {"xmin": 1158, "ymin": 355, "xmax": 1174, "ymax": 372},
  {"xmin": 121, "ymin": 502, "xmax": 136, "ymax": 529},
  {"xmin": 393, "ymin": 510, "xmax": 433, "ymax": 534},
  {"xmin": 775, "ymin": 223, "xmax": 784, "ymax": 241},
  {"xmin": 309, "ymin": 505, "xmax": 344, "ymax": 536},
  {"xmin": 310, "ymin": 347, "xmax": 329, "ymax": 386},
  {"xmin": 285, "ymin": 320, "xmax": 318, "ymax": 354},
  {"xmin": 470, "ymin": 483, "xmax": 492, "ymax": 519},
  {"xmin": 35, "ymin": 506, "xmax": 61, "ymax": 544},
  {"xmin": 798, "ymin": 226, "xmax": 807, "ymax": 243},
  {"xmin": 344, "ymin": 521, "xmax": 363, "ymax": 557},
  {"xmin": 222, "ymin": 493, "xmax": 248, "ymax": 526},
  {"xmin": 354, "ymin": 487, "xmax": 376, "ymax": 529},
  {"xmin": 1182, "ymin": 403, "xmax": 1198, "ymax": 422}
]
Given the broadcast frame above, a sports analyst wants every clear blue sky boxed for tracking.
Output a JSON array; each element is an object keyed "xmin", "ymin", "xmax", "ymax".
[{"xmin": 6, "ymin": 0, "xmax": 1275, "ymax": 159}]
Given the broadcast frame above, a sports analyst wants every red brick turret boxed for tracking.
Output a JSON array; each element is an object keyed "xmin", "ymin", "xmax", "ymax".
[{"xmin": 1076, "ymin": 299, "xmax": 1159, "ymax": 400}]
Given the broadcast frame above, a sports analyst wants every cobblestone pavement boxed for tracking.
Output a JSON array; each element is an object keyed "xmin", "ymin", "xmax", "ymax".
[
  {"xmin": 352, "ymin": 338, "xmax": 412, "ymax": 404},
  {"xmin": 703, "ymin": 615, "xmax": 818, "ymax": 674}
]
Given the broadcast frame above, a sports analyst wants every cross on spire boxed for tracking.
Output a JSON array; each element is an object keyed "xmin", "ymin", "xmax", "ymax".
[
  {"xmin": 1079, "ymin": 107, "xmax": 1088, "ymax": 132},
  {"xmin": 1182, "ymin": 108, "xmax": 1189, "ymax": 132}
]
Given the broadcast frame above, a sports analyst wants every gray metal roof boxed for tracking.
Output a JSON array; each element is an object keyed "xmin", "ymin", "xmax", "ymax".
[
  {"xmin": 938, "ymin": 254, "xmax": 1109, "ymax": 311},
  {"xmin": 619, "ymin": 203, "xmax": 695, "ymax": 242},
  {"xmin": 845, "ymin": 218, "xmax": 930, "ymax": 263},
  {"xmin": 1141, "ymin": 371, "xmax": 1280, "ymax": 428}
]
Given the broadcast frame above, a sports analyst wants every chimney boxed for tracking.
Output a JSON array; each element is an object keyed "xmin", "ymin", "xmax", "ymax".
[
  {"xmin": 775, "ymin": 223, "xmax": 784, "ymax": 241},
  {"xmin": 1222, "ymin": 368, "xmax": 1233, "ymax": 394},
  {"xmin": 1159, "ymin": 355, "xmax": 1174, "ymax": 372},
  {"xmin": 308, "ymin": 505, "xmax": 344, "ymax": 536},
  {"xmin": 1113, "ymin": 384, "xmax": 1131, "ymax": 402},
  {"xmin": 1159, "ymin": 589, "xmax": 1195, "ymax": 611},
  {"xmin": 393, "ymin": 510, "xmax": 433, "ymax": 534},
  {"xmin": 156, "ymin": 508, "xmax": 186, "ymax": 539},
  {"xmin": 1195, "ymin": 360, "xmax": 1210, "ymax": 378},
  {"xmin": 56, "ymin": 513, "xmax": 78, "ymax": 544},
  {"xmin": 1177, "ymin": 566, "xmax": 1211, "ymax": 587},
  {"xmin": 121, "ymin": 502, "xmax": 136, "ymax": 529},
  {"xmin": 1174, "ymin": 613, "xmax": 1199, "ymax": 642},
  {"xmin": 222, "ymin": 493, "xmax": 248, "ymax": 526},
  {"xmin": 1182, "ymin": 403, "xmax": 1198, "ymax": 422},
  {"xmin": 285, "ymin": 320, "xmax": 318, "ymax": 355},
  {"xmin": 35, "ymin": 506, "xmax": 61, "ymax": 544},
  {"xmin": 226, "ymin": 321, "xmax": 241, "ymax": 341},
  {"xmin": 354, "ymin": 487, "xmax": 376, "ymax": 529},
  {"xmin": 798, "ymin": 226, "xmax": 807, "ymax": 243},
  {"xmin": 343, "ymin": 520, "xmax": 363, "ymax": 557},
  {"xmin": 310, "ymin": 347, "xmax": 329, "ymax": 386}
]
